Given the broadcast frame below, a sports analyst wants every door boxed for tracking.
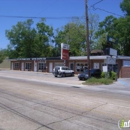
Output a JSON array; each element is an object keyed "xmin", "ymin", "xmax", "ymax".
[
  {"xmin": 69, "ymin": 63, "xmax": 74, "ymax": 70},
  {"xmin": 49, "ymin": 62, "xmax": 53, "ymax": 73},
  {"xmin": 11, "ymin": 62, "xmax": 13, "ymax": 70},
  {"xmin": 34, "ymin": 61, "xmax": 37, "ymax": 72},
  {"xmin": 21, "ymin": 62, "xmax": 24, "ymax": 71}
]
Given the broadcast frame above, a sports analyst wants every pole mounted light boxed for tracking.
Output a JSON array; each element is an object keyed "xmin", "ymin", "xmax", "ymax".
[{"xmin": 85, "ymin": 0, "xmax": 90, "ymax": 77}]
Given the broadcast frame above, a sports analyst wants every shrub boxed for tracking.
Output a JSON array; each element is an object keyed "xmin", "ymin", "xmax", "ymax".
[
  {"xmin": 101, "ymin": 72, "xmax": 110, "ymax": 78},
  {"xmin": 101, "ymin": 72, "xmax": 105, "ymax": 78},
  {"xmin": 110, "ymin": 71, "xmax": 117, "ymax": 80},
  {"xmin": 101, "ymin": 71, "xmax": 117, "ymax": 80},
  {"xmin": 83, "ymin": 77, "xmax": 113, "ymax": 85}
]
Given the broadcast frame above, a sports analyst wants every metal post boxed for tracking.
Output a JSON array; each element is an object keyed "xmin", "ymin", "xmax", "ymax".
[{"xmin": 85, "ymin": 0, "xmax": 90, "ymax": 77}]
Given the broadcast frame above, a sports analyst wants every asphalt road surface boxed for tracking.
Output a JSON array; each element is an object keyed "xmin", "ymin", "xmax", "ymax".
[{"xmin": 0, "ymin": 70, "xmax": 130, "ymax": 130}]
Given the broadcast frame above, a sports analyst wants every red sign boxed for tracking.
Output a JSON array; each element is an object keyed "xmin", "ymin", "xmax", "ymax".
[
  {"xmin": 61, "ymin": 43, "xmax": 70, "ymax": 60},
  {"xmin": 62, "ymin": 49, "xmax": 69, "ymax": 60}
]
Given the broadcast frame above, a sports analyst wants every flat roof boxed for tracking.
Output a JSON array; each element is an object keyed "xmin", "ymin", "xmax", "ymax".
[
  {"xmin": 9, "ymin": 55, "xmax": 130, "ymax": 61},
  {"xmin": 70, "ymin": 55, "xmax": 130, "ymax": 60}
]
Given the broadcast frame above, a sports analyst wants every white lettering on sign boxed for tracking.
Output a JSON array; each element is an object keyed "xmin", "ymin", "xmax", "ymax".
[{"xmin": 61, "ymin": 43, "xmax": 70, "ymax": 50}]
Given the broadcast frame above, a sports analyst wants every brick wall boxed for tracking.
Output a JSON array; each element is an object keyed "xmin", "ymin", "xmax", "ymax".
[{"xmin": 121, "ymin": 67, "xmax": 130, "ymax": 78}]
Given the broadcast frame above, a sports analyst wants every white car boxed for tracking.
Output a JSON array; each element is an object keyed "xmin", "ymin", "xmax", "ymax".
[{"xmin": 52, "ymin": 66, "xmax": 74, "ymax": 77}]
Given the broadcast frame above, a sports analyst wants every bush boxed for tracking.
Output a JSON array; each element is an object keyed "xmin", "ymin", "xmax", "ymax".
[
  {"xmin": 101, "ymin": 72, "xmax": 110, "ymax": 78},
  {"xmin": 110, "ymin": 71, "xmax": 117, "ymax": 80},
  {"xmin": 101, "ymin": 71, "xmax": 117, "ymax": 80},
  {"xmin": 83, "ymin": 77, "xmax": 113, "ymax": 85},
  {"xmin": 101, "ymin": 72, "xmax": 105, "ymax": 78}
]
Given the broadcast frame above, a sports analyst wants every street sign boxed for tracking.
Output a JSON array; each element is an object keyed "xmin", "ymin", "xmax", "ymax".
[
  {"xmin": 104, "ymin": 57, "xmax": 116, "ymax": 65},
  {"xmin": 105, "ymin": 48, "xmax": 117, "ymax": 56},
  {"xmin": 103, "ymin": 66, "xmax": 108, "ymax": 72},
  {"xmin": 107, "ymin": 36, "xmax": 118, "ymax": 44}
]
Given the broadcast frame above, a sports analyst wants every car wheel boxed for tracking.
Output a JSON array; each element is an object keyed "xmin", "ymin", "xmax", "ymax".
[
  {"xmin": 82, "ymin": 77, "xmax": 85, "ymax": 80},
  {"xmin": 62, "ymin": 73, "xmax": 66, "ymax": 77},
  {"xmin": 71, "ymin": 73, "xmax": 74, "ymax": 76},
  {"xmin": 54, "ymin": 75, "xmax": 57, "ymax": 77}
]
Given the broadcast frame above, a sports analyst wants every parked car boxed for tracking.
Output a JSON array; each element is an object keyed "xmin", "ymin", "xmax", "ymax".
[
  {"xmin": 78, "ymin": 69, "xmax": 101, "ymax": 80},
  {"xmin": 52, "ymin": 66, "xmax": 74, "ymax": 77}
]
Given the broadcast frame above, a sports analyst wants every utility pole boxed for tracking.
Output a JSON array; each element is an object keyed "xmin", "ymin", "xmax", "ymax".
[{"xmin": 85, "ymin": 0, "xmax": 90, "ymax": 77}]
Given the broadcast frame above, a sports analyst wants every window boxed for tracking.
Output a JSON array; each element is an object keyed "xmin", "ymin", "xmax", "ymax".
[
  {"xmin": 39, "ymin": 63, "xmax": 46, "ymax": 70},
  {"xmin": 25, "ymin": 63, "xmax": 32, "ymax": 70},
  {"xmin": 14, "ymin": 62, "xmax": 19, "ymax": 69},
  {"xmin": 76, "ymin": 63, "xmax": 88, "ymax": 72}
]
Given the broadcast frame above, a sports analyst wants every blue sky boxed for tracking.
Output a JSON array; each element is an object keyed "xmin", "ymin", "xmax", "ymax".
[{"xmin": 0, "ymin": 0, "xmax": 123, "ymax": 49}]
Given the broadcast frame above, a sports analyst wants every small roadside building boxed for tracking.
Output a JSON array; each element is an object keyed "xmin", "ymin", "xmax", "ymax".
[
  {"xmin": 10, "ymin": 55, "xmax": 130, "ymax": 78},
  {"xmin": 0, "ymin": 57, "xmax": 10, "ymax": 70}
]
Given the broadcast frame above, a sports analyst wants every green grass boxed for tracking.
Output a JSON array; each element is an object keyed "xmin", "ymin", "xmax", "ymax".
[{"xmin": 83, "ymin": 77, "xmax": 113, "ymax": 85}]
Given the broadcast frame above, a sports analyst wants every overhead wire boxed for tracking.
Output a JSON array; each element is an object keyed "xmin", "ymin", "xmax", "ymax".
[
  {"xmin": 35, "ymin": 0, "xmax": 59, "ymax": 16},
  {"xmin": 0, "ymin": 0, "xmax": 83, "ymax": 20},
  {"xmin": 0, "ymin": 0, "xmax": 123, "ymax": 19},
  {"xmin": 0, "ymin": 15, "xmax": 84, "ymax": 19},
  {"xmin": 90, "ymin": 0, "xmax": 123, "ymax": 17}
]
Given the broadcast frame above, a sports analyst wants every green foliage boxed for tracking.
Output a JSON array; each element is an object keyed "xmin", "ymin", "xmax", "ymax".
[
  {"xmin": 54, "ymin": 19, "xmax": 86, "ymax": 56},
  {"xmin": 6, "ymin": 19, "xmax": 54, "ymax": 58},
  {"xmin": 54, "ymin": 15, "xmax": 99, "ymax": 56},
  {"xmin": 95, "ymin": 14, "xmax": 130, "ymax": 55},
  {"xmin": 83, "ymin": 77, "xmax": 113, "ymax": 85},
  {"xmin": 120, "ymin": 0, "xmax": 130, "ymax": 16},
  {"xmin": 101, "ymin": 72, "xmax": 110, "ymax": 78},
  {"xmin": 101, "ymin": 71, "xmax": 117, "ymax": 80},
  {"xmin": 101, "ymin": 72, "xmax": 105, "ymax": 78},
  {"xmin": 109, "ymin": 71, "xmax": 117, "ymax": 80},
  {"xmin": 5, "ymin": 15, "xmax": 99, "ymax": 58},
  {"xmin": 94, "ymin": 0, "xmax": 130, "ymax": 56}
]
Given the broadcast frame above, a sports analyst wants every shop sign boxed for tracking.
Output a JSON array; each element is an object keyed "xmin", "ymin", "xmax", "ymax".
[
  {"xmin": 123, "ymin": 60, "xmax": 130, "ymax": 66},
  {"xmin": 61, "ymin": 43, "xmax": 70, "ymax": 60}
]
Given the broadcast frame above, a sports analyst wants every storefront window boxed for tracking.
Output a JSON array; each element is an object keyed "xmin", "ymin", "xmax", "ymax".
[
  {"xmin": 14, "ymin": 62, "xmax": 19, "ymax": 69},
  {"xmin": 25, "ymin": 63, "xmax": 32, "ymax": 70},
  {"xmin": 39, "ymin": 63, "xmax": 46, "ymax": 70},
  {"xmin": 76, "ymin": 63, "xmax": 88, "ymax": 72}
]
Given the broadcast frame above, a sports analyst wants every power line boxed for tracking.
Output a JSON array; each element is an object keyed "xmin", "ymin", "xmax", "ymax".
[
  {"xmin": 36, "ymin": 0, "xmax": 59, "ymax": 16},
  {"xmin": 90, "ymin": 0, "xmax": 123, "ymax": 17},
  {"xmin": 0, "ymin": 15, "xmax": 85, "ymax": 19},
  {"xmin": 91, "ymin": 0, "xmax": 103, "ymax": 7},
  {"xmin": 92, "ymin": 7, "xmax": 123, "ymax": 17}
]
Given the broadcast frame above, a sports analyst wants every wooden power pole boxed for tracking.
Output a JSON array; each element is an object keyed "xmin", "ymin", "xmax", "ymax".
[{"xmin": 85, "ymin": 0, "xmax": 90, "ymax": 77}]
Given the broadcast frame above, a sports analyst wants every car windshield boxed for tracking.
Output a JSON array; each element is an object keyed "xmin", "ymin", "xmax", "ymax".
[
  {"xmin": 61, "ymin": 66, "xmax": 72, "ymax": 70},
  {"xmin": 83, "ymin": 69, "xmax": 88, "ymax": 73},
  {"xmin": 83, "ymin": 69, "xmax": 94, "ymax": 73}
]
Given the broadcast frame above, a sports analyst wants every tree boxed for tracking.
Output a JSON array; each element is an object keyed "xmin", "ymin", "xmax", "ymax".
[
  {"xmin": 54, "ymin": 15, "xmax": 99, "ymax": 56},
  {"xmin": 55, "ymin": 22, "xmax": 86, "ymax": 56},
  {"xmin": 115, "ymin": 16, "xmax": 130, "ymax": 55},
  {"xmin": 94, "ymin": 0, "xmax": 130, "ymax": 56},
  {"xmin": 120, "ymin": 0, "xmax": 130, "ymax": 16},
  {"xmin": 95, "ymin": 15, "xmax": 118, "ymax": 50},
  {"xmin": 95, "ymin": 13, "xmax": 130, "ymax": 55},
  {"xmin": 6, "ymin": 19, "xmax": 54, "ymax": 58}
]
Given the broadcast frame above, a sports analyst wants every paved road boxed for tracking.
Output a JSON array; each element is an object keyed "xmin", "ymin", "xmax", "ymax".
[{"xmin": 0, "ymin": 70, "xmax": 130, "ymax": 130}]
